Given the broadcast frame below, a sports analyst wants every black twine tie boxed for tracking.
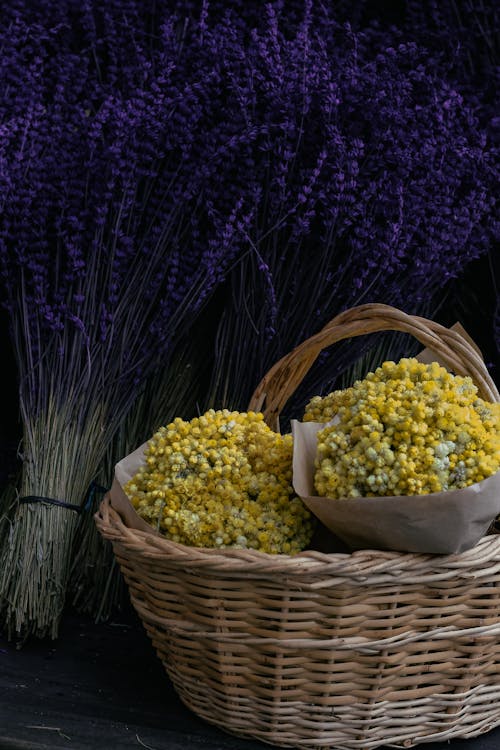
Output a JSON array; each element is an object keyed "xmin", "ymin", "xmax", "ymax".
[{"xmin": 19, "ymin": 481, "xmax": 109, "ymax": 514}]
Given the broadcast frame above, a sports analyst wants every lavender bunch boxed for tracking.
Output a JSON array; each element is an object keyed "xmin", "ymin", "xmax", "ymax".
[
  {"xmin": 0, "ymin": 14, "xmax": 250, "ymax": 640},
  {"xmin": 196, "ymin": 7, "xmax": 498, "ymax": 419},
  {"xmin": 401, "ymin": 1, "xmax": 500, "ymax": 372}
]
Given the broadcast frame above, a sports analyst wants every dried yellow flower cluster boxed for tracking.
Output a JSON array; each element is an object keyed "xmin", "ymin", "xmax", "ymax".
[
  {"xmin": 304, "ymin": 358, "xmax": 500, "ymax": 498},
  {"xmin": 125, "ymin": 409, "xmax": 314, "ymax": 553}
]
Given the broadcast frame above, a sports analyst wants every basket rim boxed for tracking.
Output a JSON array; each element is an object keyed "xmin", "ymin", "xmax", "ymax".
[{"xmin": 96, "ymin": 494, "xmax": 500, "ymax": 578}]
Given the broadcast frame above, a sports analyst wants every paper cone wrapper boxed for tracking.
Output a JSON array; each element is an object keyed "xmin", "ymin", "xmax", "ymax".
[
  {"xmin": 107, "ymin": 440, "xmax": 160, "ymax": 535},
  {"xmin": 292, "ymin": 420, "xmax": 500, "ymax": 554}
]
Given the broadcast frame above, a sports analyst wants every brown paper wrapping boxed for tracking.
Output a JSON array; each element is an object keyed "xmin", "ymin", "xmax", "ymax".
[
  {"xmin": 108, "ymin": 440, "xmax": 160, "ymax": 535},
  {"xmin": 291, "ymin": 420, "xmax": 500, "ymax": 554}
]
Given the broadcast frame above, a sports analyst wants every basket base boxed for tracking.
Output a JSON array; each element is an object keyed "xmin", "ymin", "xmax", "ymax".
[{"xmin": 139, "ymin": 611, "xmax": 500, "ymax": 750}]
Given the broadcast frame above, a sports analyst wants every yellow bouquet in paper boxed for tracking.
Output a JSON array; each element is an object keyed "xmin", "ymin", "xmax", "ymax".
[
  {"xmin": 304, "ymin": 358, "xmax": 500, "ymax": 499},
  {"xmin": 124, "ymin": 409, "xmax": 314, "ymax": 553}
]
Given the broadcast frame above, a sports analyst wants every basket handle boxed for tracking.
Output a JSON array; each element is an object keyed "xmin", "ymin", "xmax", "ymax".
[{"xmin": 247, "ymin": 303, "xmax": 500, "ymax": 430}]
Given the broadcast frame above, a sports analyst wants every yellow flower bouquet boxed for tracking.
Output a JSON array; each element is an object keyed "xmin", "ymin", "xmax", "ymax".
[
  {"xmin": 292, "ymin": 356, "xmax": 500, "ymax": 554},
  {"xmin": 108, "ymin": 409, "xmax": 314, "ymax": 554}
]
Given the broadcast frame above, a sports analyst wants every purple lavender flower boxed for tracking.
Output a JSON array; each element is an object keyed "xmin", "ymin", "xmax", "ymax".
[{"xmin": 195, "ymin": 9, "xmax": 499, "ymax": 414}]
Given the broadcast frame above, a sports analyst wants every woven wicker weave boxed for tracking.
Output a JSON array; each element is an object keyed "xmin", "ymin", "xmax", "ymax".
[{"xmin": 96, "ymin": 303, "xmax": 500, "ymax": 750}]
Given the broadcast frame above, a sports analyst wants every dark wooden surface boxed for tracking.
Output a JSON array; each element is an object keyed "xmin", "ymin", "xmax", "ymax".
[
  {"xmin": 1, "ymin": 602, "xmax": 500, "ymax": 750},
  {"xmin": 0, "ymin": 603, "xmax": 264, "ymax": 750}
]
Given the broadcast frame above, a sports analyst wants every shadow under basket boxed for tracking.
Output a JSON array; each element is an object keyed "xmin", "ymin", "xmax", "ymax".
[{"xmin": 95, "ymin": 303, "xmax": 500, "ymax": 750}]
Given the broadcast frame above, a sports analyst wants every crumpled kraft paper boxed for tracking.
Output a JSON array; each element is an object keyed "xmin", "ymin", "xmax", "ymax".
[
  {"xmin": 291, "ymin": 422, "xmax": 500, "ymax": 555},
  {"xmin": 108, "ymin": 440, "xmax": 160, "ymax": 534}
]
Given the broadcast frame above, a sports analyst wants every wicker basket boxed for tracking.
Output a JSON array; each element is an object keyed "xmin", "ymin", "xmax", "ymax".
[{"xmin": 95, "ymin": 303, "xmax": 500, "ymax": 750}]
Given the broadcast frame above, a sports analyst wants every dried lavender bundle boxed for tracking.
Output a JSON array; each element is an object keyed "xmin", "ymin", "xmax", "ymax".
[
  {"xmin": 0, "ymin": 13, "xmax": 250, "ymax": 641},
  {"xmin": 200, "ymin": 7, "xmax": 499, "ymax": 419}
]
